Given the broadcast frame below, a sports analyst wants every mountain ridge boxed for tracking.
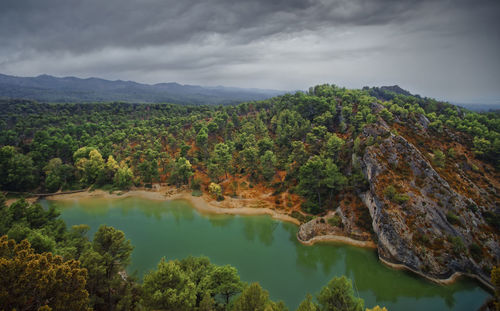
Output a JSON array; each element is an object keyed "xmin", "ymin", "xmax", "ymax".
[{"xmin": 0, "ymin": 73, "xmax": 285, "ymax": 105}]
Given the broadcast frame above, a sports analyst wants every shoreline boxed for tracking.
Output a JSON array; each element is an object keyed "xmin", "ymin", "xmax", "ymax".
[
  {"xmin": 44, "ymin": 188, "xmax": 493, "ymax": 291},
  {"xmin": 379, "ymin": 256, "xmax": 495, "ymax": 292},
  {"xmin": 44, "ymin": 188, "xmax": 301, "ymax": 226},
  {"xmin": 297, "ymin": 233, "xmax": 377, "ymax": 248}
]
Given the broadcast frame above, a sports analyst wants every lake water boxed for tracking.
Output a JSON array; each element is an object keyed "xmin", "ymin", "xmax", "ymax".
[{"xmin": 45, "ymin": 196, "xmax": 490, "ymax": 310}]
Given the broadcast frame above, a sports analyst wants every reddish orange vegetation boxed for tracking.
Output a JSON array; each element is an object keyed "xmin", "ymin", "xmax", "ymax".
[
  {"xmin": 393, "ymin": 123, "xmax": 500, "ymax": 209},
  {"xmin": 214, "ymin": 174, "xmax": 303, "ymax": 212}
]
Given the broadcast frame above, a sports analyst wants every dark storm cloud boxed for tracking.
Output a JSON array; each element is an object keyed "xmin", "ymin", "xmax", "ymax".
[
  {"xmin": 0, "ymin": 0, "xmax": 499, "ymax": 103},
  {"xmin": 1, "ymin": 0, "xmax": 436, "ymax": 53}
]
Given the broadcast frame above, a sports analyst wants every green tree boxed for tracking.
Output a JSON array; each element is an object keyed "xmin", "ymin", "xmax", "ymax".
[
  {"xmin": 196, "ymin": 127, "xmax": 209, "ymax": 159},
  {"xmin": 90, "ymin": 225, "xmax": 133, "ymax": 310},
  {"xmin": 241, "ymin": 146, "xmax": 259, "ymax": 179},
  {"xmin": 0, "ymin": 236, "xmax": 89, "ymax": 311},
  {"xmin": 323, "ymin": 134, "xmax": 345, "ymax": 160},
  {"xmin": 105, "ymin": 155, "xmax": 119, "ymax": 183},
  {"xmin": 214, "ymin": 143, "xmax": 232, "ymax": 179},
  {"xmin": 79, "ymin": 248, "xmax": 106, "ymax": 307},
  {"xmin": 298, "ymin": 156, "xmax": 325, "ymax": 210},
  {"xmin": 170, "ymin": 157, "xmax": 194, "ymax": 187},
  {"xmin": 179, "ymin": 256, "xmax": 216, "ymax": 306},
  {"xmin": 260, "ymin": 150, "xmax": 277, "ymax": 181},
  {"xmin": 75, "ymin": 148, "xmax": 105, "ymax": 185},
  {"xmin": 317, "ymin": 276, "xmax": 364, "ymax": 311},
  {"xmin": 199, "ymin": 292, "xmax": 216, "ymax": 311},
  {"xmin": 232, "ymin": 282, "xmax": 286, "ymax": 311},
  {"xmin": 142, "ymin": 258, "xmax": 196, "ymax": 311},
  {"xmin": 113, "ymin": 161, "xmax": 134, "ymax": 189},
  {"xmin": 137, "ymin": 148, "xmax": 159, "ymax": 184},
  {"xmin": 298, "ymin": 156, "xmax": 346, "ymax": 212},
  {"xmin": 297, "ymin": 294, "xmax": 318, "ymax": 311},
  {"xmin": 208, "ymin": 143, "xmax": 232, "ymax": 182},
  {"xmin": 207, "ymin": 265, "xmax": 244, "ymax": 305},
  {"xmin": 287, "ymin": 141, "xmax": 308, "ymax": 177},
  {"xmin": 379, "ymin": 108, "xmax": 393, "ymax": 123},
  {"xmin": 323, "ymin": 159, "xmax": 347, "ymax": 200},
  {"xmin": 43, "ymin": 157, "xmax": 74, "ymax": 192},
  {"xmin": 208, "ymin": 182, "xmax": 223, "ymax": 200},
  {"xmin": 0, "ymin": 146, "xmax": 36, "ymax": 191},
  {"xmin": 432, "ymin": 149, "xmax": 446, "ymax": 168}
]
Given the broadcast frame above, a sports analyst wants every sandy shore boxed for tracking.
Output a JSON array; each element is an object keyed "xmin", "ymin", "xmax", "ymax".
[
  {"xmin": 45, "ymin": 188, "xmax": 383, "ymax": 248},
  {"xmin": 45, "ymin": 187, "xmax": 494, "ymax": 291},
  {"xmin": 297, "ymin": 234, "xmax": 377, "ymax": 248},
  {"xmin": 45, "ymin": 187, "xmax": 301, "ymax": 226}
]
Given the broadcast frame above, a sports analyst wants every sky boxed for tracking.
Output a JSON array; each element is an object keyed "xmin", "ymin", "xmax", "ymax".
[{"xmin": 0, "ymin": 0, "xmax": 499, "ymax": 103}]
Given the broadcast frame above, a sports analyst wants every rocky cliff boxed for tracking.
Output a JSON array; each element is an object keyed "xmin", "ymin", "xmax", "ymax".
[{"xmin": 298, "ymin": 103, "xmax": 499, "ymax": 288}]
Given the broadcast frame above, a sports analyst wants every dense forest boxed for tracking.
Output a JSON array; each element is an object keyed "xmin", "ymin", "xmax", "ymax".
[
  {"xmin": 0, "ymin": 85, "xmax": 498, "ymax": 212},
  {"xmin": 1, "ymin": 84, "xmax": 500, "ymax": 310}
]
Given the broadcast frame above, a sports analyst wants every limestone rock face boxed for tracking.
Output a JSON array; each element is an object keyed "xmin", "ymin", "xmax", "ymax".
[
  {"xmin": 297, "ymin": 212, "xmax": 342, "ymax": 242},
  {"xmin": 360, "ymin": 126, "xmax": 499, "ymax": 284}
]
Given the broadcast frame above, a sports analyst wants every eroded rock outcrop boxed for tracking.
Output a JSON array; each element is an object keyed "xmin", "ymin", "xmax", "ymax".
[{"xmin": 360, "ymin": 125, "xmax": 499, "ymax": 287}]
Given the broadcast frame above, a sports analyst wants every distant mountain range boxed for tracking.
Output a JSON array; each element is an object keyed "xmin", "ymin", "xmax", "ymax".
[{"xmin": 0, "ymin": 73, "xmax": 285, "ymax": 105}]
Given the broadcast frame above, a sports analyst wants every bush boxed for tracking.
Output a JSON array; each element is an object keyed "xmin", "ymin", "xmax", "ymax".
[
  {"xmin": 446, "ymin": 211, "xmax": 461, "ymax": 226},
  {"xmin": 208, "ymin": 182, "xmax": 224, "ymax": 201},
  {"xmin": 327, "ymin": 214, "xmax": 343, "ymax": 227},
  {"xmin": 191, "ymin": 178, "xmax": 202, "ymax": 191},
  {"xmin": 482, "ymin": 210, "xmax": 500, "ymax": 231},
  {"xmin": 191, "ymin": 190, "xmax": 202, "ymax": 197},
  {"xmin": 301, "ymin": 200, "xmax": 321, "ymax": 214},
  {"xmin": 467, "ymin": 203, "xmax": 478, "ymax": 213},
  {"xmin": 449, "ymin": 236, "xmax": 465, "ymax": 254},
  {"xmin": 291, "ymin": 211, "xmax": 313, "ymax": 223},
  {"xmin": 432, "ymin": 149, "xmax": 446, "ymax": 168},
  {"xmin": 469, "ymin": 243, "xmax": 482, "ymax": 261},
  {"xmin": 384, "ymin": 185, "xmax": 409, "ymax": 204}
]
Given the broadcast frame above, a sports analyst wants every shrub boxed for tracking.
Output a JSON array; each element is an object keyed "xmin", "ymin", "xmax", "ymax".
[
  {"xmin": 191, "ymin": 190, "xmax": 202, "ymax": 197},
  {"xmin": 449, "ymin": 236, "xmax": 465, "ymax": 254},
  {"xmin": 433, "ymin": 149, "xmax": 446, "ymax": 168},
  {"xmin": 447, "ymin": 148, "xmax": 456, "ymax": 159},
  {"xmin": 467, "ymin": 203, "xmax": 478, "ymax": 213},
  {"xmin": 446, "ymin": 211, "xmax": 461, "ymax": 226},
  {"xmin": 291, "ymin": 211, "xmax": 313, "ymax": 223},
  {"xmin": 469, "ymin": 243, "xmax": 482, "ymax": 261},
  {"xmin": 301, "ymin": 200, "xmax": 321, "ymax": 214},
  {"xmin": 191, "ymin": 178, "xmax": 202, "ymax": 191},
  {"xmin": 208, "ymin": 183, "xmax": 223, "ymax": 201},
  {"xmin": 328, "ymin": 214, "xmax": 343, "ymax": 227},
  {"xmin": 384, "ymin": 185, "xmax": 409, "ymax": 204},
  {"xmin": 482, "ymin": 210, "xmax": 500, "ymax": 231}
]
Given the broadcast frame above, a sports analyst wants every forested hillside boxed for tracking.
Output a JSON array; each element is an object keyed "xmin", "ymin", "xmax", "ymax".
[{"xmin": 1, "ymin": 84, "xmax": 499, "ymax": 296}]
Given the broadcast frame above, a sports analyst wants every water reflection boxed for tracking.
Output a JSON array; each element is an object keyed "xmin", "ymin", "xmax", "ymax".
[
  {"xmin": 241, "ymin": 216, "xmax": 276, "ymax": 246},
  {"xmin": 207, "ymin": 215, "xmax": 234, "ymax": 228},
  {"xmin": 49, "ymin": 198, "xmax": 490, "ymax": 311}
]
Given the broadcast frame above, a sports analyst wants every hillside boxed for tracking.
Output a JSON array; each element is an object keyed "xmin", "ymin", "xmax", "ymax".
[
  {"xmin": 0, "ymin": 73, "xmax": 284, "ymax": 105},
  {"xmin": 0, "ymin": 84, "xmax": 498, "ymax": 290}
]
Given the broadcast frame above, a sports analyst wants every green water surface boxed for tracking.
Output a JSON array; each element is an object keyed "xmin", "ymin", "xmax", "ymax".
[{"xmin": 44, "ymin": 197, "xmax": 490, "ymax": 310}]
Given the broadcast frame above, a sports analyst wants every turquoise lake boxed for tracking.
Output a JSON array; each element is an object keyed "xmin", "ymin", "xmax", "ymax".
[{"xmin": 44, "ymin": 196, "xmax": 491, "ymax": 310}]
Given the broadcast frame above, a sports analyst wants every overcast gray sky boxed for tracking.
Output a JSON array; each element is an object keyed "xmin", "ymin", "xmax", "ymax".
[{"xmin": 0, "ymin": 0, "xmax": 499, "ymax": 103}]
